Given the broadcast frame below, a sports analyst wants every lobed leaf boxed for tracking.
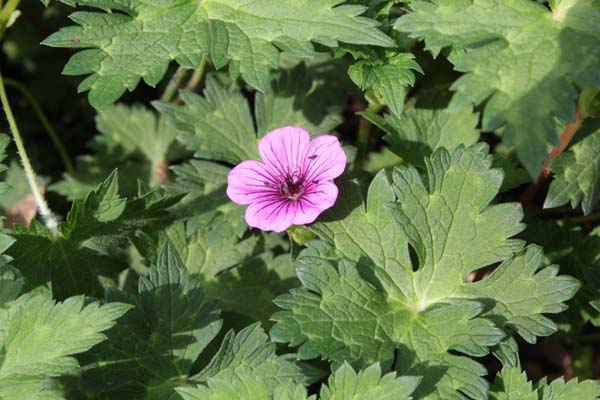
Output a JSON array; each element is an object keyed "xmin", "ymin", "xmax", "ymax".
[
  {"xmin": 272, "ymin": 145, "xmax": 579, "ymax": 399},
  {"xmin": 8, "ymin": 171, "xmax": 181, "ymax": 298},
  {"xmin": 179, "ymin": 362, "xmax": 419, "ymax": 400},
  {"xmin": 0, "ymin": 267, "xmax": 129, "ymax": 400},
  {"xmin": 545, "ymin": 128, "xmax": 600, "ymax": 215},
  {"xmin": 75, "ymin": 242, "xmax": 223, "ymax": 398},
  {"xmin": 44, "ymin": 0, "xmax": 393, "ymax": 107},
  {"xmin": 363, "ymin": 106, "xmax": 480, "ymax": 169},
  {"xmin": 395, "ymin": 0, "xmax": 600, "ymax": 177},
  {"xmin": 490, "ymin": 367, "xmax": 600, "ymax": 399}
]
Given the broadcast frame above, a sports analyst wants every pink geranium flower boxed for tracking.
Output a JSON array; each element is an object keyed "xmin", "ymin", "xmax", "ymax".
[{"xmin": 226, "ymin": 126, "xmax": 346, "ymax": 232}]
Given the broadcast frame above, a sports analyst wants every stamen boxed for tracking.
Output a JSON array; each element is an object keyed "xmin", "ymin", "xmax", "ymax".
[{"xmin": 278, "ymin": 173, "xmax": 304, "ymax": 201}]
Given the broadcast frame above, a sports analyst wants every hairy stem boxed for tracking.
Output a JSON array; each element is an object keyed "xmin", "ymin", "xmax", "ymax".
[
  {"xmin": 0, "ymin": 70, "xmax": 57, "ymax": 230},
  {"xmin": 184, "ymin": 56, "xmax": 208, "ymax": 92},
  {"xmin": 4, "ymin": 78, "xmax": 74, "ymax": 174},
  {"xmin": 0, "ymin": 0, "xmax": 19, "ymax": 40},
  {"xmin": 521, "ymin": 106, "xmax": 585, "ymax": 208}
]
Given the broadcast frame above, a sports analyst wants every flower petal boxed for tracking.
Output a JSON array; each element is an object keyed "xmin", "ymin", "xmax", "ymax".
[
  {"xmin": 303, "ymin": 135, "xmax": 346, "ymax": 182},
  {"xmin": 259, "ymin": 126, "xmax": 311, "ymax": 178},
  {"xmin": 227, "ymin": 160, "xmax": 280, "ymax": 205},
  {"xmin": 292, "ymin": 181, "xmax": 339, "ymax": 225},
  {"xmin": 245, "ymin": 199, "xmax": 296, "ymax": 232}
]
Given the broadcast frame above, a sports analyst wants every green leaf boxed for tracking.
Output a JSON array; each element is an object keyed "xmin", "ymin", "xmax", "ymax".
[
  {"xmin": 0, "ymin": 265, "xmax": 22, "ymax": 307},
  {"xmin": 489, "ymin": 367, "xmax": 539, "ymax": 400},
  {"xmin": 169, "ymin": 160, "xmax": 230, "ymax": 204},
  {"xmin": 536, "ymin": 375, "xmax": 600, "ymax": 399},
  {"xmin": 137, "ymin": 211, "xmax": 259, "ymax": 279},
  {"xmin": 0, "ymin": 270, "xmax": 130, "ymax": 400},
  {"xmin": 156, "ymin": 66, "xmax": 345, "ymax": 165},
  {"xmin": 545, "ymin": 128, "xmax": 600, "ymax": 215},
  {"xmin": 492, "ymin": 156, "xmax": 531, "ymax": 192},
  {"xmin": 363, "ymin": 106, "xmax": 480, "ymax": 169},
  {"xmin": 43, "ymin": 0, "xmax": 393, "ymax": 107},
  {"xmin": 178, "ymin": 376, "xmax": 311, "ymax": 400},
  {"xmin": 255, "ymin": 63, "xmax": 345, "ymax": 137},
  {"xmin": 202, "ymin": 253, "xmax": 299, "ymax": 325},
  {"xmin": 51, "ymin": 103, "xmax": 182, "ymax": 200},
  {"xmin": 521, "ymin": 218, "xmax": 600, "ymax": 327},
  {"xmin": 7, "ymin": 171, "xmax": 181, "ymax": 298},
  {"xmin": 272, "ymin": 145, "xmax": 579, "ymax": 399},
  {"xmin": 320, "ymin": 362, "xmax": 420, "ymax": 400},
  {"xmin": 348, "ymin": 53, "xmax": 421, "ymax": 116},
  {"xmin": 305, "ymin": 170, "xmax": 413, "ymax": 297},
  {"xmin": 457, "ymin": 245, "xmax": 580, "ymax": 343},
  {"xmin": 395, "ymin": 0, "xmax": 600, "ymax": 177},
  {"xmin": 192, "ymin": 322, "xmax": 309, "ymax": 388},
  {"xmin": 75, "ymin": 242, "xmax": 222, "ymax": 399},
  {"xmin": 179, "ymin": 362, "xmax": 420, "ymax": 400},
  {"xmin": 139, "ymin": 170, "xmax": 297, "ymax": 324},
  {"xmin": 490, "ymin": 367, "xmax": 600, "ymax": 399},
  {"xmin": 155, "ymin": 77, "xmax": 259, "ymax": 165}
]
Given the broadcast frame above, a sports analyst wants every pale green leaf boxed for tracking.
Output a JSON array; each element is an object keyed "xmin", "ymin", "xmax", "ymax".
[
  {"xmin": 192, "ymin": 323, "xmax": 308, "ymax": 387},
  {"xmin": 545, "ymin": 128, "xmax": 600, "ymax": 215},
  {"xmin": 177, "ymin": 375, "xmax": 310, "ymax": 400},
  {"xmin": 536, "ymin": 375, "xmax": 600, "ymax": 399},
  {"xmin": 320, "ymin": 362, "xmax": 420, "ymax": 400},
  {"xmin": 51, "ymin": 103, "xmax": 182, "ymax": 200},
  {"xmin": 349, "ymin": 53, "xmax": 421, "ymax": 116},
  {"xmin": 157, "ymin": 66, "xmax": 345, "ymax": 165},
  {"xmin": 179, "ymin": 362, "xmax": 419, "ymax": 400},
  {"xmin": 255, "ymin": 63, "xmax": 345, "ymax": 137},
  {"xmin": 43, "ymin": 0, "xmax": 393, "ymax": 107},
  {"xmin": 0, "ymin": 276, "xmax": 130, "ymax": 400},
  {"xmin": 138, "ymin": 211, "xmax": 259, "ymax": 279},
  {"xmin": 272, "ymin": 145, "xmax": 579, "ymax": 399},
  {"xmin": 155, "ymin": 77, "xmax": 259, "ymax": 165},
  {"xmin": 490, "ymin": 367, "xmax": 600, "ymax": 399},
  {"xmin": 489, "ymin": 367, "xmax": 538, "ymax": 400},
  {"xmin": 363, "ymin": 106, "xmax": 480, "ymax": 169},
  {"xmin": 395, "ymin": 0, "xmax": 600, "ymax": 177}
]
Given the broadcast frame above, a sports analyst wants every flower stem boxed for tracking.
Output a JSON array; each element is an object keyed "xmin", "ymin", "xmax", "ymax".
[
  {"xmin": 354, "ymin": 104, "xmax": 382, "ymax": 171},
  {"xmin": 184, "ymin": 56, "xmax": 207, "ymax": 92},
  {"xmin": 4, "ymin": 78, "xmax": 74, "ymax": 174},
  {"xmin": 0, "ymin": 70, "xmax": 57, "ymax": 230},
  {"xmin": 160, "ymin": 67, "xmax": 189, "ymax": 103},
  {"xmin": 0, "ymin": 0, "xmax": 19, "ymax": 40}
]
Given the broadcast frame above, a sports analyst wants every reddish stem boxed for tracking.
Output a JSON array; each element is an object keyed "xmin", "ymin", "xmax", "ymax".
[
  {"xmin": 520, "ymin": 107, "xmax": 585, "ymax": 208},
  {"xmin": 542, "ymin": 108, "xmax": 584, "ymax": 178}
]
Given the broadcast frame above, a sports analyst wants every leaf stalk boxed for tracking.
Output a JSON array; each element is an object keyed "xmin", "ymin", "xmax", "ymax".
[{"xmin": 184, "ymin": 56, "xmax": 208, "ymax": 92}]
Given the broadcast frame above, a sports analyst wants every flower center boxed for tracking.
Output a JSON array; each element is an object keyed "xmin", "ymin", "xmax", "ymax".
[{"xmin": 279, "ymin": 176, "xmax": 304, "ymax": 201}]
